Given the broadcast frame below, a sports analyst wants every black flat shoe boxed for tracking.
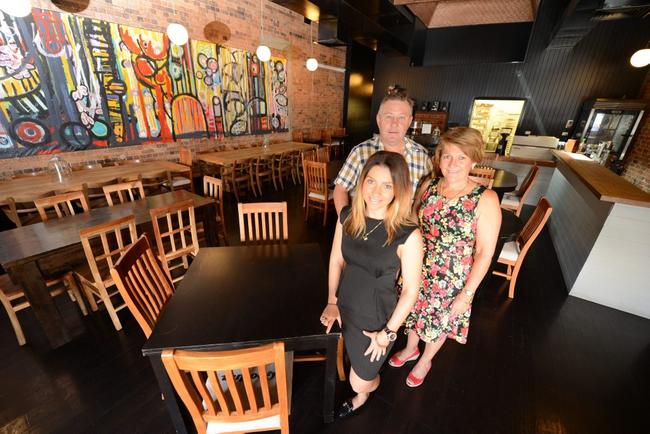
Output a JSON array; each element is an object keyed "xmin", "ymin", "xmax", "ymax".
[{"xmin": 336, "ymin": 399, "xmax": 357, "ymax": 419}]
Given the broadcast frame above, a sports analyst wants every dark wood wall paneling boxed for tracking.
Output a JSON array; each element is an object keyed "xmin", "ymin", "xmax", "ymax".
[
  {"xmin": 346, "ymin": 42, "xmax": 377, "ymax": 145},
  {"xmin": 370, "ymin": 0, "xmax": 650, "ymax": 138}
]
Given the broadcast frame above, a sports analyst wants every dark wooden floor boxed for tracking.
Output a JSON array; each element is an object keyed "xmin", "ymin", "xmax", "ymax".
[{"xmin": 1, "ymin": 182, "xmax": 649, "ymax": 434}]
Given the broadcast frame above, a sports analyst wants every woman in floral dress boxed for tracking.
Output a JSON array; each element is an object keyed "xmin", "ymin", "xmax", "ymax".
[{"xmin": 388, "ymin": 127, "xmax": 502, "ymax": 387}]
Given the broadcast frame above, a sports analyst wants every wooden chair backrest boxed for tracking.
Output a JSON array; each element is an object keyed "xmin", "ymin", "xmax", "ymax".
[
  {"xmin": 291, "ymin": 130, "xmax": 303, "ymax": 142},
  {"xmin": 203, "ymin": 175, "xmax": 225, "ymax": 222},
  {"xmin": 1, "ymin": 195, "xmax": 48, "ymax": 227},
  {"xmin": 302, "ymin": 149, "xmax": 316, "ymax": 164},
  {"xmin": 315, "ymin": 147, "xmax": 330, "ymax": 163},
  {"xmin": 517, "ymin": 197, "xmax": 552, "ymax": 251},
  {"xmin": 308, "ymin": 129, "xmax": 322, "ymax": 141},
  {"xmin": 321, "ymin": 129, "xmax": 332, "ymax": 143},
  {"xmin": 79, "ymin": 215, "xmax": 139, "ymax": 288},
  {"xmin": 332, "ymin": 127, "xmax": 346, "ymax": 136},
  {"xmin": 103, "ymin": 180, "xmax": 146, "ymax": 206},
  {"xmin": 149, "ymin": 199, "xmax": 200, "ymax": 278},
  {"xmin": 517, "ymin": 165, "xmax": 539, "ymax": 198},
  {"xmin": 179, "ymin": 147, "xmax": 193, "ymax": 166},
  {"xmin": 238, "ymin": 201, "xmax": 288, "ymax": 244},
  {"xmin": 470, "ymin": 165, "xmax": 496, "ymax": 179},
  {"xmin": 304, "ymin": 160, "xmax": 329, "ymax": 197},
  {"xmin": 34, "ymin": 191, "xmax": 90, "ymax": 221},
  {"xmin": 161, "ymin": 342, "xmax": 289, "ymax": 434},
  {"xmin": 73, "ymin": 163, "xmax": 103, "ymax": 171},
  {"xmin": 110, "ymin": 234, "xmax": 174, "ymax": 338}
]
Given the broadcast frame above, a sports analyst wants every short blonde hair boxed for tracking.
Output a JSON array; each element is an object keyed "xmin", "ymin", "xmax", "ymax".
[
  {"xmin": 344, "ymin": 151, "xmax": 414, "ymax": 245},
  {"xmin": 434, "ymin": 127, "xmax": 484, "ymax": 167}
]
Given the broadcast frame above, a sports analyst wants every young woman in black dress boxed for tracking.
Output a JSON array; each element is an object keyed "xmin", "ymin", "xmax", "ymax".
[{"xmin": 319, "ymin": 151, "xmax": 424, "ymax": 418}]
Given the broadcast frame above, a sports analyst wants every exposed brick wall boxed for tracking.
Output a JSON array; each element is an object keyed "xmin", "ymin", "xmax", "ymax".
[
  {"xmin": 0, "ymin": 0, "xmax": 345, "ymax": 178},
  {"xmin": 622, "ymin": 70, "xmax": 650, "ymax": 193}
]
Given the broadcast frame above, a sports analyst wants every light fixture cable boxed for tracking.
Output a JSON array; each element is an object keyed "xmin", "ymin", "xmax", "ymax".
[
  {"xmin": 256, "ymin": 0, "xmax": 271, "ymax": 61},
  {"xmin": 306, "ymin": 20, "xmax": 318, "ymax": 71}
]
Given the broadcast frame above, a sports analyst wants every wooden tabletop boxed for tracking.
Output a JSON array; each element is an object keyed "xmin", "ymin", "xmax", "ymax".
[
  {"xmin": 0, "ymin": 190, "xmax": 212, "ymax": 268},
  {"xmin": 142, "ymin": 243, "xmax": 339, "ymax": 426},
  {"xmin": 198, "ymin": 141, "xmax": 317, "ymax": 165},
  {"xmin": 552, "ymin": 151, "xmax": 650, "ymax": 208},
  {"xmin": 0, "ymin": 161, "xmax": 189, "ymax": 201}
]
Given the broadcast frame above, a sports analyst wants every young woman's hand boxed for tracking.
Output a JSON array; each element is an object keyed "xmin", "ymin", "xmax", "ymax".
[
  {"xmin": 449, "ymin": 294, "xmax": 471, "ymax": 319},
  {"xmin": 362, "ymin": 330, "xmax": 387, "ymax": 362},
  {"xmin": 320, "ymin": 303, "xmax": 341, "ymax": 333}
]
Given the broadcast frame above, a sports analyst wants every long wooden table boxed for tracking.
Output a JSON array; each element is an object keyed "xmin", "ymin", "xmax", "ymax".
[
  {"xmin": 0, "ymin": 161, "xmax": 190, "ymax": 201},
  {"xmin": 0, "ymin": 191, "xmax": 216, "ymax": 348},
  {"xmin": 198, "ymin": 141, "xmax": 317, "ymax": 166}
]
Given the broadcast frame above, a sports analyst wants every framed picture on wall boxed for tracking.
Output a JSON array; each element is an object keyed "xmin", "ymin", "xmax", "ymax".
[{"xmin": 468, "ymin": 98, "xmax": 526, "ymax": 153}]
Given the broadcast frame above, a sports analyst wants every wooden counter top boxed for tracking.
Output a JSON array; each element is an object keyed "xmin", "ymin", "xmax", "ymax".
[
  {"xmin": 552, "ymin": 150, "xmax": 650, "ymax": 208},
  {"xmin": 484, "ymin": 152, "xmax": 556, "ymax": 167}
]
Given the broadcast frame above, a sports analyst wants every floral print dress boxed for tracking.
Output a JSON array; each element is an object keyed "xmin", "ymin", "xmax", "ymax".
[{"xmin": 405, "ymin": 178, "xmax": 485, "ymax": 344}]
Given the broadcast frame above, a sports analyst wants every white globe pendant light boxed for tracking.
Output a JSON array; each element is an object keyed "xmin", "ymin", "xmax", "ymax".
[
  {"xmin": 167, "ymin": 23, "xmax": 189, "ymax": 46},
  {"xmin": 306, "ymin": 57, "xmax": 319, "ymax": 71},
  {"xmin": 256, "ymin": 45, "xmax": 271, "ymax": 62},
  {"xmin": 0, "ymin": 0, "xmax": 32, "ymax": 17},
  {"xmin": 630, "ymin": 48, "xmax": 650, "ymax": 68}
]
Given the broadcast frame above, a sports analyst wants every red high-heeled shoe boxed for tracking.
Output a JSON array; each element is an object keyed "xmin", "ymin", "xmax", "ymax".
[{"xmin": 388, "ymin": 348, "xmax": 420, "ymax": 367}]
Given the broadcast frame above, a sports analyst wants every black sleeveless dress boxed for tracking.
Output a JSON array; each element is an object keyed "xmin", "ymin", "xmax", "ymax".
[{"xmin": 336, "ymin": 206, "xmax": 418, "ymax": 381}]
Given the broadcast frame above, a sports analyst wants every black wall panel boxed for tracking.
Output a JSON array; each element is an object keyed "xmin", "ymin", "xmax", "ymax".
[{"xmin": 370, "ymin": 0, "xmax": 650, "ymax": 138}]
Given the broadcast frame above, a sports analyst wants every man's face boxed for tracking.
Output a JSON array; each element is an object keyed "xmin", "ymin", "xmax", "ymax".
[{"xmin": 376, "ymin": 100, "xmax": 412, "ymax": 147}]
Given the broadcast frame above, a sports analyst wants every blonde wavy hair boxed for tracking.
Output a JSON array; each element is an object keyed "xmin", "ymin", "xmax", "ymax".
[{"xmin": 343, "ymin": 151, "xmax": 414, "ymax": 245}]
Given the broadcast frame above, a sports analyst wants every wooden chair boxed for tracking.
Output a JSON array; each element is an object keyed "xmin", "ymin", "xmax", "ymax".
[
  {"xmin": 34, "ymin": 191, "xmax": 90, "ymax": 221},
  {"xmin": 222, "ymin": 159, "xmax": 255, "ymax": 202},
  {"xmin": 83, "ymin": 178, "xmax": 118, "ymax": 209},
  {"xmin": 272, "ymin": 153, "xmax": 294, "ymax": 190},
  {"xmin": 75, "ymin": 215, "xmax": 139, "ymax": 330},
  {"xmin": 150, "ymin": 200, "xmax": 200, "ymax": 284},
  {"xmin": 103, "ymin": 180, "xmax": 146, "ymax": 206},
  {"xmin": 161, "ymin": 342, "xmax": 290, "ymax": 434},
  {"xmin": 253, "ymin": 156, "xmax": 275, "ymax": 195},
  {"xmin": 300, "ymin": 150, "xmax": 317, "ymax": 207},
  {"xmin": 238, "ymin": 202, "xmax": 288, "ymax": 244},
  {"xmin": 73, "ymin": 163, "xmax": 103, "ymax": 171},
  {"xmin": 291, "ymin": 130, "xmax": 303, "ymax": 142},
  {"xmin": 0, "ymin": 271, "xmax": 87, "ymax": 346},
  {"xmin": 202, "ymin": 176, "xmax": 228, "ymax": 245},
  {"xmin": 493, "ymin": 197, "xmax": 553, "ymax": 299},
  {"xmin": 469, "ymin": 165, "xmax": 496, "ymax": 189},
  {"xmin": 1, "ymin": 194, "xmax": 49, "ymax": 227},
  {"xmin": 315, "ymin": 146, "xmax": 330, "ymax": 163},
  {"xmin": 304, "ymin": 160, "xmax": 333, "ymax": 227},
  {"xmin": 163, "ymin": 147, "xmax": 194, "ymax": 192},
  {"xmin": 110, "ymin": 234, "xmax": 174, "ymax": 338},
  {"xmin": 501, "ymin": 165, "xmax": 540, "ymax": 217}
]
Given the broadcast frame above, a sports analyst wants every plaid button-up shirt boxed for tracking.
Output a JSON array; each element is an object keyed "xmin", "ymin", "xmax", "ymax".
[{"xmin": 334, "ymin": 135, "xmax": 433, "ymax": 194}]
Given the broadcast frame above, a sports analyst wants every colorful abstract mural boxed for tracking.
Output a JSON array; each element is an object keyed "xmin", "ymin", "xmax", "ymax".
[{"xmin": 0, "ymin": 8, "xmax": 289, "ymax": 159}]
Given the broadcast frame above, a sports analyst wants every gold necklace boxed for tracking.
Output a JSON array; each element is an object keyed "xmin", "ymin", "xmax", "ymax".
[{"xmin": 362, "ymin": 220, "xmax": 383, "ymax": 241}]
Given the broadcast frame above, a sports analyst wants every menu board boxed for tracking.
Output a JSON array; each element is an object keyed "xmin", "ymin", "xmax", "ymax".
[{"xmin": 469, "ymin": 99, "xmax": 525, "ymax": 154}]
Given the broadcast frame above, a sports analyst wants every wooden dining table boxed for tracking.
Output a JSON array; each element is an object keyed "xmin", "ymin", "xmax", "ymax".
[
  {"xmin": 143, "ymin": 243, "xmax": 339, "ymax": 429},
  {"xmin": 198, "ymin": 141, "xmax": 317, "ymax": 166},
  {"xmin": 0, "ymin": 161, "xmax": 190, "ymax": 201},
  {"xmin": 0, "ymin": 190, "xmax": 217, "ymax": 348}
]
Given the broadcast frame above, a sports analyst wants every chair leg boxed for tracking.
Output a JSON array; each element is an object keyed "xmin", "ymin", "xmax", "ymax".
[
  {"xmin": 96, "ymin": 284, "xmax": 122, "ymax": 330},
  {"xmin": 79, "ymin": 277, "xmax": 99, "ymax": 312},
  {"xmin": 322, "ymin": 200, "xmax": 328, "ymax": 227},
  {"xmin": 508, "ymin": 263, "xmax": 522, "ymax": 299},
  {"xmin": 337, "ymin": 336, "xmax": 346, "ymax": 381},
  {"xmin": 305, "ymin": 201, "xmax": 310, "ymax": 221},
  {"xmin": 63, "ymin": 272, "xmax": 87, "ymax": 316},
  {"xmin": 0, "ymin": 291, "xmax": 26, "ymax": 346}
]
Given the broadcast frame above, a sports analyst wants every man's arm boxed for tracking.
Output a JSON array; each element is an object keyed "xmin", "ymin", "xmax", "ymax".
[{"xmin": 333, "ymin": 184, "xmax": 350, "ymax": 215}]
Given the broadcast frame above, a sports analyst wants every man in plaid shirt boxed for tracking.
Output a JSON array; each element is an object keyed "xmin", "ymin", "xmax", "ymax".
[{"xmin": 333, "ymin": 91, "xmax": 433, "ymax": 214}]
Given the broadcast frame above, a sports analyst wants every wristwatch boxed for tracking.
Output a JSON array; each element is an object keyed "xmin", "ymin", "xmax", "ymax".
[{"xmin": 383, "ymin": 327, "xmax": 397, "ymax": 342}]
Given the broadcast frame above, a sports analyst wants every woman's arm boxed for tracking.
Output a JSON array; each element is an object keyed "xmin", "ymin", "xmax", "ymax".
[
  {"xmin": 321, "ymin": 219, "xmax": 345, "ymax": 333},
  {"xmin": 449, "ymin": 189, "xmax": 501, "ymax": 317},
  {"xmin": 366, "ymin": 229, "xmax": 424, "ymax": 361}
]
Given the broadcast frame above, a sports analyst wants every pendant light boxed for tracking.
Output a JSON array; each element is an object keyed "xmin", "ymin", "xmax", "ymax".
[
  {"xmin": 0, "ymin": 0, "xmax": 32, "ymax": 17},
  {"xmin": 167, "ymin": 23, "xmax": 189, "ymax": 46},
  {"xmin": 306, "ymin": 20, "xmax": 318, "ymax": 72},
  {"xmin": 630, "ymin": 48, "xmax": 650, "ymax": 68},
  {"xmin": 255, "ymin": 0, "xmax": 271, "ymax": 62}
]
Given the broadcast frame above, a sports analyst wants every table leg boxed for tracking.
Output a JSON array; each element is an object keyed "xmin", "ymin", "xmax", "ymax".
[
  {"xmin": 7, "ymin": 261, "xmax": 73, "ymax": 348},
  {"xmin": 322, "ymin": 335, "xmax": 338, "ymax": 423},
  {"xmin": 201, "ymin": 202, "xmax": 219, "ymax": 247},
  {"xmin": 148, "ymin": 353, "xmax": 188, "ymax": 434}
]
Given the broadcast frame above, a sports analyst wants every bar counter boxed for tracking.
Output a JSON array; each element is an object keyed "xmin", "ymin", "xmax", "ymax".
[{"xmin": 547, "ymin": 151, "xmax": 650, "ymax": 319}]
